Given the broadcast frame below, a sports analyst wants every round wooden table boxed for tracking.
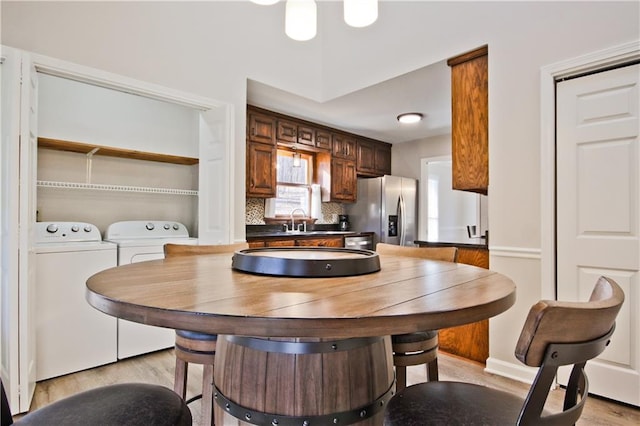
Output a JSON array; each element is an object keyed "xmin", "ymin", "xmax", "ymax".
[{"xmin": 87, "ymin": 250, "xmax": 515, "ymax": 425}]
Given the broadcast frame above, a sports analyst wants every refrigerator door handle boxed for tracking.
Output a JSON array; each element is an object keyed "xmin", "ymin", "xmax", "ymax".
[{"xmin": 399, "ymin": 195, "xmax": 406, "ymax": 246}]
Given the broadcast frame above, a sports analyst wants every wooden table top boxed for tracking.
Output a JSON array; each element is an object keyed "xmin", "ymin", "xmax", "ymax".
[{"xmin": 86, "ymin": 252, "xmax": 516, "ymax": 339}]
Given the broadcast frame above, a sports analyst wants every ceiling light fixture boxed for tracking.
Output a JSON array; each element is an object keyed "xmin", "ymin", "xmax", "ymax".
[
  {"xmin": 292, "ymin": 150, "xmax": 302, "ymax": 167},
  {"xmin": 344, "ymin": 0, "xmax": 378, "ymax": 28},
  {"xmin": 252, "ymin": 0, "xmax": 378, "ymax": 41},
  {"xmin": 397, "ymin": 112, "xmax": 424, "ymax": 124},
  {"xmin": 285, "ymin": 0, "xmax": 317, "ymax": 41}
]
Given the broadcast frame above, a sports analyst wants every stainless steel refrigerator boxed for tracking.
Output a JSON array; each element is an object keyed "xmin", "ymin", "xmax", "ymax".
[{"xmin": 346, "ymin": 176, "xmax": 417, "ymax": 247}]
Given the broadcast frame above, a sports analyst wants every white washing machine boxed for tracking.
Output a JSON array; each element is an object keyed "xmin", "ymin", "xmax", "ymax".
[
  {"xmin": 105, "ymin": 220, "xmax": 198, "ymax": 359},
  {"xmin": 35, "ymin": 222, "xmax": 118, "ymax": 381}
]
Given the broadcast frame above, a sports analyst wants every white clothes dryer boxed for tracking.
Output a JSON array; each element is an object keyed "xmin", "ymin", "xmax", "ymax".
[
  {"xmin": 34, "ymin": 222, "xmax": 117, "ymax": 381},
  {"xmin": 105, "ymin": 220, "xmax": 197, "ymax": 359}
]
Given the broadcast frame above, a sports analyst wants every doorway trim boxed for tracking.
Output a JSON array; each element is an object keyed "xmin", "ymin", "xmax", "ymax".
[{"xmin": 540, "ymin": 40, "xmax": 640, "ymax": 301}]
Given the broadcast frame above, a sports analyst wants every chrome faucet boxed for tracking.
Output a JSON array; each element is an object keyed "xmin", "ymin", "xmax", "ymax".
[{"xmin": 290, "ymin": 208, "xmax": 307, "ymax": 232}]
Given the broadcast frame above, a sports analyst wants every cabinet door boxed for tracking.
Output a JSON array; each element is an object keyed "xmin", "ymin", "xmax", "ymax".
[
  {"xmin": 356, "ymin": 140, "xmax": 376, "ymax": 175},
  {"xmin": 297, "ymin": 237, "xmax": 343, "ymax": 247},
  {"xmin": 374, "ymin": 143, "xmax": 392, "ymax": 176},
  {"xmin": 331, "ymin": 158, "xmax": 357, "ymax": 202},
  {"xmin": 277, "ymin": 119, "xmax": 297, "ymax": 144},
  {"xmin": 448, "ymin": 46, "xmax": 488, "ymax": 194},
  {"xmin": 246, "ymin": 142, "xmax": 277, "ymax": 198},
  {"xmin": 297, "ymin": 125, "xmax": 315, "ymax": 147},
  {"xmin": 438, "ymin": 247, "xmax": 489, "ymax": 362},
  {"xmin": 357, "ymin": 140, "xmax": 392, "ymax": 177},
  {"xmin": 265, "ymin": 240, "xmax": 296, "ymax": 247},
  {"xmin": 332, "ymin": 134, "xmax": 357, "ymax": 161},
  {"xmin": 248, "ymin": 111, "xmax": 277, "ymax": 145},
  {"xmin": 315, "ymin": 129, "xmax": 332, "ymax": 151}
]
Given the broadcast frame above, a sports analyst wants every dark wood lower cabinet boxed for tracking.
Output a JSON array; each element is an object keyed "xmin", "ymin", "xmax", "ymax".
[
  {"xmin": 439, "ymin": 247, "xmax": 489, "ymax": 363},
  {"xmin": 248, "ymin": 236, "xmax": 344, "ymax": 248},
  {"xmin": 415, "ymin": 244, "xmax": 490, "ymax": 363}
]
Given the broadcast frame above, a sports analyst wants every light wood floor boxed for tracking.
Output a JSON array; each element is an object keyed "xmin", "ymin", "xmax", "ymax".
[{"xmin": 16, "ymin": 349, "xmax": 639, "ymax": 425}]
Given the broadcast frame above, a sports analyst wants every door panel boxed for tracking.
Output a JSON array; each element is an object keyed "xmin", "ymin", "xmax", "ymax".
[{"xmin": 556, "ymin": 63, "xmax": 639, "ymax": 405}]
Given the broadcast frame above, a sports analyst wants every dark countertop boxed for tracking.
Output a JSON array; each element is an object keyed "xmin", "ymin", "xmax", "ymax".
[
  {"xmin": 414, "ymin": 238, "xmax": 488, "ymax": 250},
  {"xmin": 246, "ymin": 225, "xmax": 373, "ymax": 240}
]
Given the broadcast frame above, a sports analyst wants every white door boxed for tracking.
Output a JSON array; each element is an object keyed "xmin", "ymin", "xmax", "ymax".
[
  {"xmin": 198, "ymin": 107, "xmax": 232, "ymax": 244},
  {"xmin": 556, "ymin": 63, "xmax": 639, "ymax": 406},
  {"xmin": 0, "ymin": 46, "xmax": 37, "ymax": 413}
]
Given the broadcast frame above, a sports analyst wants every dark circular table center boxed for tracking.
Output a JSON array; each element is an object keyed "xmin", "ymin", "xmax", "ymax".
[{"xmin": 231, "ymin": 247, "xmax": 381, "ymax": 277}]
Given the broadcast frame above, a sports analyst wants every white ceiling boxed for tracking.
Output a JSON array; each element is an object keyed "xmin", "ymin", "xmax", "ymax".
[{"xmin": 247, "ymin": 58, "xmax": 451, "ymax": 145}]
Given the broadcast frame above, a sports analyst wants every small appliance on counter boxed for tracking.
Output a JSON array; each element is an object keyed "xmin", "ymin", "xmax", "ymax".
[{"xmin": 339, "ymin": 214, "xmax": 350, "ymax": 231}]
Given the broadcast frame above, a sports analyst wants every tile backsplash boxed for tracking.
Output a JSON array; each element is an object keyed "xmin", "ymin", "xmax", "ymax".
[{"xmin": 246, "ymin": 198, "xmax": 344, "ymax": 225}]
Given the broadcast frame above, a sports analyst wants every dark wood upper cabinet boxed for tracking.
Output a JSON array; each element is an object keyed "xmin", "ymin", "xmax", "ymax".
[
  {"xmin": 246, "ymin": 105, "xmax": 390, "ymax": 202},
  {"xmin": 332, "ymin": 134, "xmax": 357, "ymax": 161},
  {"xmin": 317, "ymin": 152, "xmax": 357, "ymax": 203},
  {"xmin": 276, "ymin": 119, "xmax": 297, "ymax": 144},
  {"xmin": 315, "ymin": 130, "xmax": 332, "ymax": 151},
  {"xmin": 246, "ymin": 142, "xmax": 276, "ymax": 198},
  {"xmin": 447, "ymin": 45, "xmax": 488, "ymax": 195},
  {"xmin": 248, "ymin": 110, "xmax": 277, "ymax": 145},
  {"xmin": 296, "ymin": 125, "xmax": 316, "ymax": 147},
  {"xmin": 356, "ymin": 139, "xmax": 391, "ymax": 177}
]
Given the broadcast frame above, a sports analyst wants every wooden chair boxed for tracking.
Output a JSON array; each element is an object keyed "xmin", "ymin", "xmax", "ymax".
[
  {"xmin": 384, "ymin": 276, "xmax": 625, "ymax": 425},
  {"xmin": 164, "ymin": 242, "xmax": 248, "ymax": 426},
  {"xmin": 2, "ymin": 380, "xmax": 192, "ymax": 426},
  {"xmin": 375, "ymin": 243, "xmax": 458, "ymax": 391}
]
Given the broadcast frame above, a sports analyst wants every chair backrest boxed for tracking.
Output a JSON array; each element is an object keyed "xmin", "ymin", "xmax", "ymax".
[
  {"xmin": 515, "ymin": 276, "xmax": 624, "ymax": 367},
  {"xmin": 164, "ymin": 242, "xmax": 249, "ymax": 257},
  {"xmin": 375, "ymin": 243, "xmax": 458, "ymax": 262},
  {"xmin": 514, "ymin": 276, "xmax": 624, "ymax": 425}
]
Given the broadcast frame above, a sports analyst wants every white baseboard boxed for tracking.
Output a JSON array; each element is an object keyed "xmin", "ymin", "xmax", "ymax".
[{"xmin": 485, "ymin": 357, "xmax": 538, "ymax": 385}]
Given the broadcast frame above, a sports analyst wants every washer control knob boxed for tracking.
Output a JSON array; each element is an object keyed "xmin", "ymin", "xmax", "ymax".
[
  {"xmin": 163, "ymin": 223, "xmax": 170, "ymax": 230},
  {"xmin": 146, "ymin": 222, "xmax": 155, "ymax": 231},
  {"xmin": 46, "ymin": 224, "xmax": 58, "ymax": 234},
  {"xmin": 173, "ymin": 223, "xmax": 180, "ymax": 230},
  {"xmin": 84, "ymin": 225, "xmax": 92, "ymax": 232},
  {"xmin": 71, "ymin": 225, "xmax": 80, "ymax": 232}
]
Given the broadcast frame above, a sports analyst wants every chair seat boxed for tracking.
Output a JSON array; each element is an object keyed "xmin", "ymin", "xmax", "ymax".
[
  {"xmin": 384, "ymin": 382, "xmax": 550, "ymax": 425},
  {"xmin": 391, "ymin": 330, "xmax": 438, "ymax": 344},
  {"xmin": 15, "ymin": 383, "xmax": 192, "ymax": 426}
]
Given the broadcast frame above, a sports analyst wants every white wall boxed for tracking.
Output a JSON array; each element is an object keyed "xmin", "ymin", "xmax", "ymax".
[
  {"xmin": 38, "ymin": 74, "xmax": 199, "ymax": 157},
  {"xmin": 392, "ymin": 133, "xmax": 451, "ymax": 179},
  {"xmin": 3, "ymin": 1, "xmax": 639, "ymax": 381}
]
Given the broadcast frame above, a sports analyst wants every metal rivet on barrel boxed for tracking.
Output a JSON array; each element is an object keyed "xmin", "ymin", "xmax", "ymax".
[
  {"xmin": 245, "ymin": 413, "xmax": 252, "ymax": 420},
  {"xmin": 225, "ymin": 403, "xmax": 231, "ymax": 411},
  {"xmin": 360, "ymin": 410, "xmax": 367, "ymax": 418},
  {"xmin": 213, "ymin": 392, "xmax": 218, "ymax": 399},
  {"xmin": 333, "ymin": 417, "xmax": 339, "ymax": 424},
  {"xmin": 302, "ymin": 421, "xmax": 310, "ymax": 426},
  {"xmin": 271, "ymin": 419, "xmax": 279, "ymax": 425},
  {"xmin": 325, "ymin": 263, "xmax": 332, "ymax": 270},
  {"xmin": 551, "ymin": 351, "xmax": 558, "ymax": 359},
  {"xmin": 331, "ymin": 343, "xmax": 338, "ymax": 350}
]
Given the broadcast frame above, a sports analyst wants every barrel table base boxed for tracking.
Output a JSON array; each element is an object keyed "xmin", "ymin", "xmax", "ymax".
[{"xmin": 213, "ymin": 335, "xmax": 395, "ymax": 426}]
